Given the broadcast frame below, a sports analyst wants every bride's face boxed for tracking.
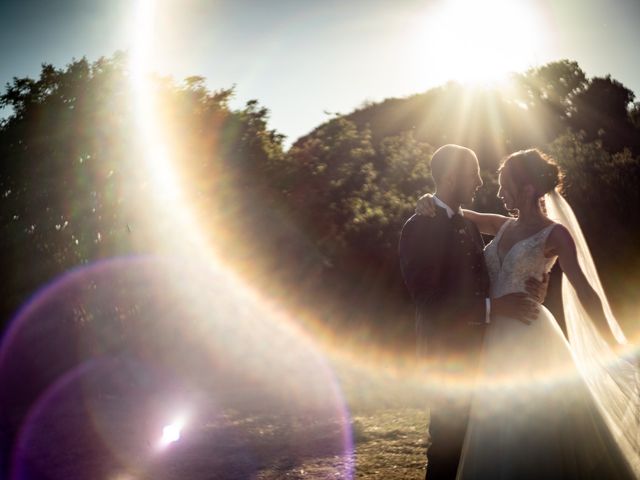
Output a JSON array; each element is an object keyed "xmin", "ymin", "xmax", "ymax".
[{"xmin": 497, "ymin": 170, "xmax": 518, "ymax": 211}]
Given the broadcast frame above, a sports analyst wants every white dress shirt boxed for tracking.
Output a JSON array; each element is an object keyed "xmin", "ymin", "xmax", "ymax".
[{"xmin": 433, "ymin": 195, "xmax": 463, "ymax": 218}]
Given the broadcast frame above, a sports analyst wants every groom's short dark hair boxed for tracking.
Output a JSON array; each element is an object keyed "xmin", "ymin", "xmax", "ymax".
[{"xmin": 430, "ymin": 144, "xmax": 478, "ymax": 183}]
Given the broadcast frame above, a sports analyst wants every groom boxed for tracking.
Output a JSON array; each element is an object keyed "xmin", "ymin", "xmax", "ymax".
[{"xmin": 398, "ymin": 144, "xmax": 542, "ymax": 480}]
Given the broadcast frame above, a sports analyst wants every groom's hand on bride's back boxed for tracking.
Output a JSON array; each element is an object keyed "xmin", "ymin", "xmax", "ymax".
[
  {"xmin": 525, "ymin": 273, "xmax": 549, "ymax": 303},
  {"xmin": 492, "ymin": 293, "xmax": 539, "ymax": 324}
]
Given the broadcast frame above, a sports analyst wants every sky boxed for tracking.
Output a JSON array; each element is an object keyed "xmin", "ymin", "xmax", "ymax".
[{"xmin": 1, "ymin": 0, "xmax": 640, "ymax": 145}]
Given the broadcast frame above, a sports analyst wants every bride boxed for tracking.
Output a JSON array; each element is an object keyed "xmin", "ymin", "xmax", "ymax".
[{"xmin": 417, "ymin": 149, "xmax": 640, "ymax": 479}]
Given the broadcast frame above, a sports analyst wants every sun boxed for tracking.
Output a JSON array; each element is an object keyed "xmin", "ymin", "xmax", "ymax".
[{"xmin": 410, "ymin": 0, "xmax": 549, "ymax": 86}]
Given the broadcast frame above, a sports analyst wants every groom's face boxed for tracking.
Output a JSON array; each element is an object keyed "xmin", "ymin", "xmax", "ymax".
[{"xmin": 454, "ymin": 158, "xmax": 483, "ymax": 205}]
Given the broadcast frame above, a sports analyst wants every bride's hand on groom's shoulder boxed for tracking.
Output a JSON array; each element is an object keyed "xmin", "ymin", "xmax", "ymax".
[
  {"xmin": 492, "ymin": 293, "xmax": 539, "ymax": 324},
  {"xmin": 416, "ymin": 193, "xmax": 437, "ymax": 217}
]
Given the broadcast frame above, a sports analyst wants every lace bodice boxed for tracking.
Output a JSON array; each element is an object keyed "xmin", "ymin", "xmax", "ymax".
[{"xmin": 484, "ymin": 219, "xmax": 558, "ymax": 298}]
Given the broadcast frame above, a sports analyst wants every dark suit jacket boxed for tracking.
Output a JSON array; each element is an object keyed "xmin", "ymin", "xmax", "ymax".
[{"xmin": 399, "ymin": 207, "xmax": 490, "ymax": 359}]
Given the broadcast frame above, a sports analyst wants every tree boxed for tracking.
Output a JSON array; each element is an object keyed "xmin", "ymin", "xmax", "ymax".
[
  {"xmin": 571, "ymin": 75, "xmax": 638, "ymax": 153},
  {"xmin": 0, "ymin": 54, "xmax": 289, "ymax": 324}
]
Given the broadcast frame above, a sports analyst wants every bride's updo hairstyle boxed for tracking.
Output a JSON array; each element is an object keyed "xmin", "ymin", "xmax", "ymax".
[{"xmin": 499, "ymin": 148, "xmax": 563, "ymax": 198}]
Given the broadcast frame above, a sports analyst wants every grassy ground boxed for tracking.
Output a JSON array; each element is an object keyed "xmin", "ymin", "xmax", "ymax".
[
  {"xmin": 155, "ymin": 402, "xmax": 428, "ymax": 479},
  {"xmin": 7, "ymin": 380, "xmax": 429, "ymax": 479},
  {"xmin": 348, "ymin": 409, "xmax": 427, "ymax": 480},
  {"xmin": 246, "ymin": 409, "xmax": 427, "ymax": 480}
]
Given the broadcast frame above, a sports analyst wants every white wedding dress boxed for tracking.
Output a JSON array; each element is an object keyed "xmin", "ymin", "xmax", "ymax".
[{"xmin": 456, "ymin": 218, "xmax": 636, "ymax": 479}]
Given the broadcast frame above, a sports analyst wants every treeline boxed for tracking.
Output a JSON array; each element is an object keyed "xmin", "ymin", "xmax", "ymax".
[{"xmin": 1, "ymin": 55, "xmax": 639, "ymax": 344}]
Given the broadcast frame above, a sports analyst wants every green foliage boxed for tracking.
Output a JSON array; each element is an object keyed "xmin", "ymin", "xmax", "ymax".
[
  {"xmin": 1, "ymin": 54, "xmax": 137, "ymax": 310},
  {"xmin": 0, "ymin": 54, "xmax": 286, "ymax": 322},
  {"xmin": 545, "ymin": 132, "xmax": 640, "ymax": 266},
  {"xmin": 2, "ymin": 56, "xmax": 640, "ymax": 341},
  {"xmin": 571, "ymin": 75, "xmax": 638, "ymax": 152},
  {"xmin": 514, "ymin": 60, "xmax": 587, "ymax": 114},
  {"xmin": 342, "ymin": 131, "xmax": 433, "ymax": 256},
  {"xmin": 284, "ymin": 118, "xmax": 377, "ymax": 256}
]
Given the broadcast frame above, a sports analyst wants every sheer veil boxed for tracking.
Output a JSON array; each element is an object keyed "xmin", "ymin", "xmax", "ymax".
[{"xmin": 545, "ymin": 189, "xmax": 640, "ymax": 475}]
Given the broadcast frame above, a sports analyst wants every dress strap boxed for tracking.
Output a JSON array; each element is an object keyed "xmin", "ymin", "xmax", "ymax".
[
  {"xmin": 495, "ymin": 217, "xmax": 514, "ymax": 241},
  {"xmin": 538, "ymin": 222, "xmax": 559, "ymax": 249}
]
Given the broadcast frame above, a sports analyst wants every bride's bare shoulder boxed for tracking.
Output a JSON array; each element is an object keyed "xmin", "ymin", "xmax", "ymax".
[{"xmin": 545, "ymin": 223, "xmax": 574, "ymax": 255}]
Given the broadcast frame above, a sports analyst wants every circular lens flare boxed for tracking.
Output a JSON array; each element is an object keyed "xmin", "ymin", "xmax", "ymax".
[
  {"xmin": 160, "ymin": 419, "xmax": 183, "ymax": 446},
  {"xmin": 1, "ymin": 257, "xmax": 354, "ymax": 479}
]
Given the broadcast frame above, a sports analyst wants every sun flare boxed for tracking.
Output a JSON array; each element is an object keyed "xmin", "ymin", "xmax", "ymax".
[
  {"xmin": 412, "ymin": 0, "xmax": 549, "ymax": 85},
  {"xmin": 129, "ymin": 0, "xmax": 211, "ymax": 256}
]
